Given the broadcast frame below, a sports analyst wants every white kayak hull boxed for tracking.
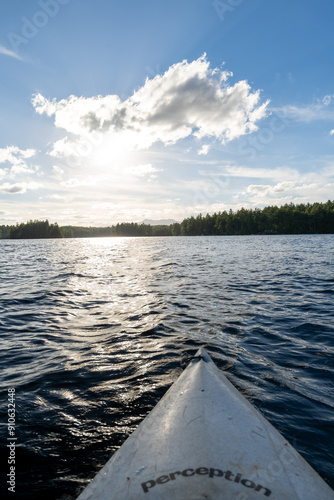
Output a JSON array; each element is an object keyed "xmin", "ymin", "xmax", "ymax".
[{"xmin": 77, "ymin": 347, "xmax": 334, "ymax": 499}]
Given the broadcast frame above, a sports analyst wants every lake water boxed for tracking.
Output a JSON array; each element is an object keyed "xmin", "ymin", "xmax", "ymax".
[{"xmin": 0, "ymin": 235, "xmax": 333, "ymax": 499}]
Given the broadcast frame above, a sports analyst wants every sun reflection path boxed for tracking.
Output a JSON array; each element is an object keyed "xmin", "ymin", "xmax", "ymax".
[{"xmin": 60, "ymin": 237, "xmax": 167, "ymax": 340}]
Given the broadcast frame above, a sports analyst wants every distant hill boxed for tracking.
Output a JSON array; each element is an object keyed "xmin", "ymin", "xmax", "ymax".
[{"xmin": 140, "ymin": 219, "xmax": 178, "ymax": 226}]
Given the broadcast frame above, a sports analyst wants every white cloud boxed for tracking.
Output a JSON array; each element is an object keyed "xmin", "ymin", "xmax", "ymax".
[
  {"xmin": 242, "ymin": 165, "xmax": 334, "ymax": 207},
  {"xmin": 322, "ymin": 95, "xmax": 334, "ymax": 106},
  {"xmin": 52, "ymin": 165, "xmax": 65, "ymax": 175},
  {"xmin": 330, "ymin": 130, "xmax": 334, "ymax": 136},
  {"xmin": 0, "ymin": 182, "xmax": 41, "ymax": 194},
  {"xmin": 32, "ymin": 93, "xmax": 59, "ymax": 117},
  {"xmin": 246, "ymin": 181, "xmax": 296, "ymax": 195},
  {"xmin": 124, "ymin": 164, "xmax": 162, "ymax": 178},
  {"xmin": 0, "ymin": 146, "xmax": 35, "ymax": 164},
  {"xmin": 10, "ymin": 164, "xmax": 39, "ymax": 176},
  {"xmin": 246, "ymin": 184, "xmax": 270, "ymax": 194},
  {"xmin": 0, "ymin": 45, "xmax": 22, "ymax": 60},
  {"xmin": 32, "ymin": 54, "xmax": 269, "ymax": 157},
  {"xmin": 0, "ymin": 146, "xmax": 37, "ymax": 178},
  {"xmin": 42, "ymin": 194, "xmax": 66, "ymax": 200},
  {"xmin": 198, "ymin": 144, "xmax": 210, "ymax": 155},
  {"xmin": 61, "ymin": 176, "xmax": 98, "ymax": 188},
  {"xmin": 49, "ymin": 137, "xmax": 78, "ymax": 158}
]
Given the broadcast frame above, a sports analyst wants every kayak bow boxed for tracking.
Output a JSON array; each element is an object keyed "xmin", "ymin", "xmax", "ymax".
[{"xmin": 77, "ymin": 347, "xmax": 334, "ymax": 499}]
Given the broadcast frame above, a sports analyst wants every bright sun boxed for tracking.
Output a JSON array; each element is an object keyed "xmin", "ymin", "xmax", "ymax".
[{"xmin": 89, "ymin": 131, "xmax": 132, "ymax": 168}]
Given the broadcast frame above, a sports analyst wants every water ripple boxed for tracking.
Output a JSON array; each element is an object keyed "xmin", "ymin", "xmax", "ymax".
[{"xmin": 0, "ymin": 235, "xmax": 333, "ymax": 499}]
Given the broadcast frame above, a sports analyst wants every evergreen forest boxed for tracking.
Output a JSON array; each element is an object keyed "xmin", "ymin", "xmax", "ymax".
[{"xmin": 1, "ymin": 201, "xmax": 333, "ymax": 239}]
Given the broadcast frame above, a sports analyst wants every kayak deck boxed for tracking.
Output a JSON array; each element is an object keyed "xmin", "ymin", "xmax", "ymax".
[{"xmin": 77, "ymin": 347, "xmax": 334, "ymax": 499}]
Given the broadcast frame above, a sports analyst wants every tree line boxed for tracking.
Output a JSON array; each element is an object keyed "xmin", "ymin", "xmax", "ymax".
[
  {"xmin": 5, "ymin": 220, "xmax": 63, "ymax": 239},
  {"xmin": 1, "ymin": 201, "xmax": 333, "ymax": 239},
  {"xmin": 179, "ymin": 200, "xmax": 334, "ymax": 236}
]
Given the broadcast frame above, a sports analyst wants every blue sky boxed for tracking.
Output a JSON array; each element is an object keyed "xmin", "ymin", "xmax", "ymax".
[{"xmin": 0, "ymin": 0, "xmax": 334, "ymax": 226}]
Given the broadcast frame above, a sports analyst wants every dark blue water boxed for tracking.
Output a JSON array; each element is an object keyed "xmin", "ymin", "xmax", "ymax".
[{"xmin": 0, "ymin": 235, "xmax": 333, "ymax": 499}]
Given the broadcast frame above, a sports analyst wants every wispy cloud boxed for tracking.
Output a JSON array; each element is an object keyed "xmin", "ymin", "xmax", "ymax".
[
  {"xmin": 0, "ymin": 45, "xmax": 21, "ymax": 60},
  {"xmin": 275, "ymin": 95, "xmax": 334, "ymax": 123},
  {"xmin": 222, "ymin": 165, "xmax": 300, "ymax": 181}
]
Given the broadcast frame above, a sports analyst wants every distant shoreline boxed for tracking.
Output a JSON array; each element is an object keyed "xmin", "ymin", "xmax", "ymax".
[{"xmin": 1, "ymin": 200, "xmax": 333, "ymax": 239}]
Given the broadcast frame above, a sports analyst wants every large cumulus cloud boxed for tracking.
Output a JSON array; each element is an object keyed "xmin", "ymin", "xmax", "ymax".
[{"xmin": 32, "ymin": 54, "xmax": 269, "ymax": 156}]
